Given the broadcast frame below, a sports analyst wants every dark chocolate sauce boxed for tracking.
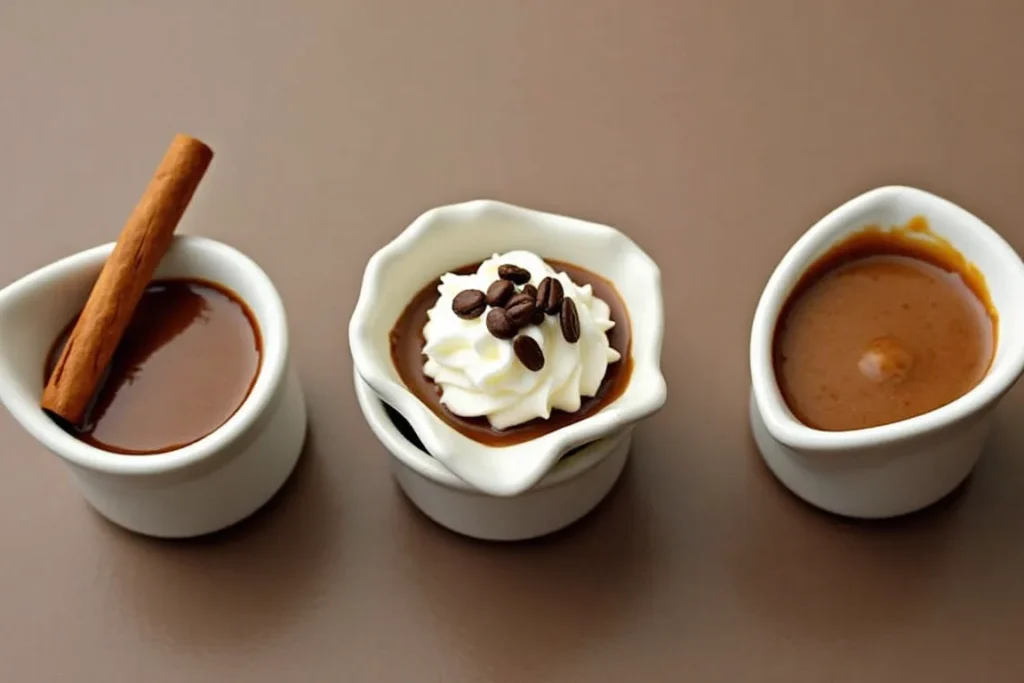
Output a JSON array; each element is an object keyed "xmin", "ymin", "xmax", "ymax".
[{"xmin": 45, "ymin": 278, "xmax": 262, "ymax": 454}]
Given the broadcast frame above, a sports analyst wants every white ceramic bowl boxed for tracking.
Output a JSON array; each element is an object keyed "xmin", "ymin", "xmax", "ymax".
[
  {"xmin": 354, "ymin": 370, "xmax": 631, "ymax": 541},
  {"xmin": 0, "ymin": 235, "xmax": 307, "ymax": 538},
  {"xmin": 750, "ymin": 186, "xmax": 1024, "ymax": 518},
  {"xmin": 349, "ymin": 200, "xmax": 666, "ymax": 497}
]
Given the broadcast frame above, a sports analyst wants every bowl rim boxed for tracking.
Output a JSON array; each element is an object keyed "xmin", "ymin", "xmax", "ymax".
[
  {"xmin": 0, "ymin": 234, "xmax": 290, "ymax": 476},
  {"xmin": 749, "ymin": 185, "xmax": 1024, "ymax": 452},
  {"xmin": 347, "ymin": 199, "xmax": 666, "ymax": 496},
  {"xmin": 352, "ymin": 368, "xmax": 624, "ymax": 492}
]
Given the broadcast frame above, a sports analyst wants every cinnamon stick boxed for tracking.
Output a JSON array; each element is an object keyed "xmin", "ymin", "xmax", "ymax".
[{"xmin": 41, "ymin": 134, "xmax": 214, "ymax": 426}]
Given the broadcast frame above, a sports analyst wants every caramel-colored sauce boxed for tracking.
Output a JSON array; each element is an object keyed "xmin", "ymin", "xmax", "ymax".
[
  {"xmin": 773, "ymin": 216, "xmax": 996, "ymax": 431},
  {"xmin": 389, "ymin": 260, "xmax": 632, "ymax": 446},
  {"xmin": 45, "ymin": 278, "xmax": 262, "ymax": 454}
]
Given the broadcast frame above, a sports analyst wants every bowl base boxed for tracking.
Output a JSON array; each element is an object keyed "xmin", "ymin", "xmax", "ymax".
[
  {"xmin": 391, "ymin": 429, "xmax": 632, "ymax": 541},
  {"xmin": 749, "ymin": 390, "xmax": 980, "ymax": 519}
]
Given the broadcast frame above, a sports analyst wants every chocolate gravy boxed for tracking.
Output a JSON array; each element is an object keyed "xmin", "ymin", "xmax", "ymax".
[
  {"xmin": 390, "ymin": 260, "xmax": 632, "ymax": 446},
  {"xmin": 45, "ymin": 278, "xmax": 262, "ymax": 454}
]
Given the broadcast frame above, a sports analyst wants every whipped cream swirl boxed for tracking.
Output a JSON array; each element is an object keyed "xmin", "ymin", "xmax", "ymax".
[{"xmin": 422, "ymin": 251, "xmax": 621, "ymax": 430}]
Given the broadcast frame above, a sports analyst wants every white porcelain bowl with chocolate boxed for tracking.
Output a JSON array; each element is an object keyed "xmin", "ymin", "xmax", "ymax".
[
  {"xmin": 749, "ymin": 186, "xmax": 1024, "ymax": 518},
  {"xmin": 0, "ymin": 235, "xmax": 307, "ymax": 538},
  {"xmin": 354, "ymin": 371, "xmax": 631, "ymax": 541},
  {"xmin": 349, "ymin": 200, "xmax": 666, "ymax": 498}
]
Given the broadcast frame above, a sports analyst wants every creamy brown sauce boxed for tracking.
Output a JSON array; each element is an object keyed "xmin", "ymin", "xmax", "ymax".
[
  {"xmin": 773, "ymin": 217, "xmax": 996, "ymax": 431},
  {"xmin": 389, "ymin": 259, "xmax": 632, "ymax": 446},
  {"xmin": 45, "ymin": 278, "xmax": 262, "ymax": 454}
]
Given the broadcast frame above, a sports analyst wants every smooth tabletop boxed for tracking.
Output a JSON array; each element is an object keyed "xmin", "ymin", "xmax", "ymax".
[{"xmin": 3, "ymin": 2, "xmax": 1024, "ymax": 681}]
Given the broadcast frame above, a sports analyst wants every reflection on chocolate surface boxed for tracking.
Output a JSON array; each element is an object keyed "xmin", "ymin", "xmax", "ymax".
[{"xmin": 45, "ymin": 278, "xmax": 262, "ymax": 454}]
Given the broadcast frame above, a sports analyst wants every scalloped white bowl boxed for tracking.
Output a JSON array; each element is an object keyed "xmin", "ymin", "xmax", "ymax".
[
  {"xmin": 750, "ymin": 186, "xmax": 1024, "ymax": 518},
  {"xmin": 349, "ymin": 200, "xmax": 666, "ymax": 496},
  {"xmin": 354, "ymin": 370, "xmax": 632, "ymax": 541}
]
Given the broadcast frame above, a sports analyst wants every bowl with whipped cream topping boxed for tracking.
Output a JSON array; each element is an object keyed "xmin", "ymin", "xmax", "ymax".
[{"xmin": 349, "ymin": 200, "xmax": 666, "ymax": 501}]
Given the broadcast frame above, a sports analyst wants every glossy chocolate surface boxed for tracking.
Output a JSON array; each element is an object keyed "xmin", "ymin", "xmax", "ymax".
[{"xmin": 45, "ymin": 278, "xmax": 262, "ymax": 454}]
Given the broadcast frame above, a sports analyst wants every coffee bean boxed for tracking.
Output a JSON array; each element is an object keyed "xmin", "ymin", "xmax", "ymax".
[
  {"xmin": 486, "ymin": 307, "xmax": 516, "ymax": 339},
  {"xmin": 506, "ymin": 294, "xmax": 537, "ymax": 327},
  {"xmin": 536, "ymin": 276, "xmax": 564, "ymax": 314},
  {"xmin": 505, "ymin": 292, "xmax": 532, "ymax": 308},
  {"xmin": 498, "ymin": 264, "xmax": 531, "ymax": 285},
  {"xmin": 452, "ymin": 289, "xmax": 486, "ymax": 319},
  {"xmin": 560, "ymin": 297, "xmax": 580, "ymax": 343},
  {"xmin": 485, "ymin": 279, "xmax": 514, "ymax": 307},
  {"xmin": 521, "ymin": 283, "xmax": 537, "ymax": 300},
  {"xmin": 530, "ymin": 308, "xmax": 545, "ymax": 326},
  {"xmin": 513, "ymin": 335, "xmax": 545, "ymax": 372}
]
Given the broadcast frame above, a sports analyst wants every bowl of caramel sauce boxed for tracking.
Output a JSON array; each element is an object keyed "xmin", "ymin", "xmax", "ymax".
[{"xmin": 749, "ymin": 186, "xmax": 1024, "ymax": 519}]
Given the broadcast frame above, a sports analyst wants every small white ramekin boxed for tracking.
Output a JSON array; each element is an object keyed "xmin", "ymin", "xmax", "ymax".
[
  {"xmin": 349, "ymin": 200, "xmax": 666, "ymax": 497},
  {"xmin": 0, "ymin": 235, "xmax": 307, "ymax": 538},
  {"xmin": 750, "ymin": 186, "xmax": 1024, "ymax": 518},
  {"xmin": 354, "ymin": 370, "xmax": 631, "ymax": 541}
]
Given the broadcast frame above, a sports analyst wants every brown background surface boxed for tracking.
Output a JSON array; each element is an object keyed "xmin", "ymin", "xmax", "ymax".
[{"xmin": 2, "ymin": 2, "xmax": 1023, "ymax": 681}]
